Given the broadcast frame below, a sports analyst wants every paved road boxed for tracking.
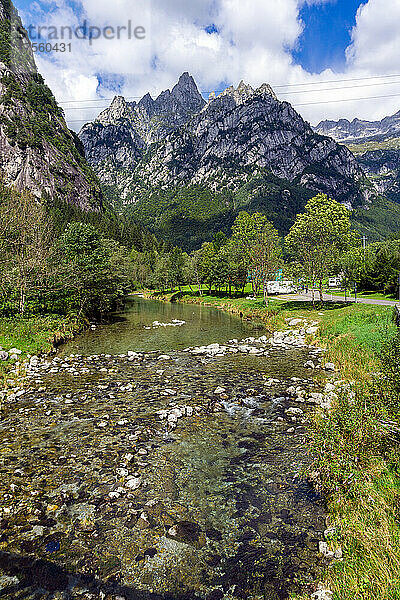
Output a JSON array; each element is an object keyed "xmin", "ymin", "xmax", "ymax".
[{"xmin": 277, "ymin": 292, "xmax": 399, "ymax": 307}]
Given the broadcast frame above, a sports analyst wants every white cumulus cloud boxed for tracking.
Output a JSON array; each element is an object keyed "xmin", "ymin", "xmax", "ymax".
[{"xmin": 15, "ymin": 0, "xmax": 400, "ymax": 129}]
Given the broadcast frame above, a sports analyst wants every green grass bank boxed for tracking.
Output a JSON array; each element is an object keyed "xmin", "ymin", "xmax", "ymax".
[
  {"xmin": 0, "ymin": 314, "xmax": 85, "ymax": 385},
  {"xmin": 145, "ymin": 288, "xmax": 400, "ymax": 600}
]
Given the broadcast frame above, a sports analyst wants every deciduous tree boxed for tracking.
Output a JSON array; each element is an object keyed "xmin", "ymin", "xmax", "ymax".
[
  {"xmin": 232, "ymin": 211, "xmax": 281, "ymax": 304},
  {"xmin": 285, "ymin": 194, "xmax": 355, "ymax": 303}
]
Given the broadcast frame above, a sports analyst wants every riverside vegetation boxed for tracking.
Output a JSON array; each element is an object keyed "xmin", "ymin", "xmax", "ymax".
[
  {"xmin": 0, "ymin": 179, "xmax": 160, "ymax": 382},
  {"xmin": 1, "ymin": 184, "xmax": 400, "ymax": 599}
]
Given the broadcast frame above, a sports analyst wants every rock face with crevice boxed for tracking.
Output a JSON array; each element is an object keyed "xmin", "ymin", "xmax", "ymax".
[
  {"xmin": 0, "ymin": 0, "xmax": 102, "ymax": 210},
  {"xmin": 79, "ymin": 72, "xmax": 206, "ymax": 189},
  {"xmin": 79, "ymin": 73, "xmax": 371, "ymax": 208},
  {"xmin": 315, "ymin": 109, "xmax": 400, "ymax": 204}
]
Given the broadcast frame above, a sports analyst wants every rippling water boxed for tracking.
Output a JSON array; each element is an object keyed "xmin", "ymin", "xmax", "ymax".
[{"xmin": 0, "ymin": 297, "xmax": 325, "ymax": 600}]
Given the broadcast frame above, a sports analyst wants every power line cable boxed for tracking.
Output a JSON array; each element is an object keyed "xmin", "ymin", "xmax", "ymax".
[
  {"xmin": 56, "ymin": 73, "xmax": 400, "ymax": 105},
  {"xmin": 295, "ymin": 92, "xmax": 400, "ymax": 107},
  {"xmin": 63, "ymin": 90, "xmax": 400, "ymax": 124},
  {"xmin": 60, "ymin": 79, "xmax": 400, "ymax": 112}
]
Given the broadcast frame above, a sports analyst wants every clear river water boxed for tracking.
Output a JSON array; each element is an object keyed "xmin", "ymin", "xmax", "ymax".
[{"xmin": 0, "ymin": 296, "xmax": 326, "ymax": 600}]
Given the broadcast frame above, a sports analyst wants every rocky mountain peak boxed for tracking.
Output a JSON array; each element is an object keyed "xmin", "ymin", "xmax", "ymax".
[
  {"xmin": 217, "ymin": 80, "xmax": 277, "ymax": 106},
  {"xmin": 170, "ymin": 71, "xmax": 205, "ymax": 112},
  {"xmin": 79, "ymin": 71, "xmax": 372, "ymax": 219},
  {"xmin": 255, "ymin": 83, "xmax": 278, "ymax": 100},
  {"xmin": 97, "ymin": 95, "xmax": 133, "ymax": 126},
  {"xmin": 220, "ymin": 80, "xmax": 255, "ymax": 104}
]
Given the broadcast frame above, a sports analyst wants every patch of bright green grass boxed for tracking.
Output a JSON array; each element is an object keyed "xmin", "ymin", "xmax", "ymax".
[{"xmin": 0, "ymin": 314, "xmax": 83, "ymax": 384}]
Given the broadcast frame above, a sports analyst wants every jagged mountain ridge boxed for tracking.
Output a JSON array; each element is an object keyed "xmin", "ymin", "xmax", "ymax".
[
  {"xmin": 316, "ymin": 108, "xmax": 400, "ymax": 204},
  {"xmin": 0, "ymin": 0, "xmax": 102, "ymax": 210},
  {"xmin": 314, "ymin": 110, "xmax": 400, "ymax": 143},
  {"xmin": 79, "ymin": 72, "xmax": 206, "ymax": 180},
  {"xmin": 79, "ymin": 73, "xmax": 371, "ymax": 209},
  {"xmin": 78, "ymin": 73, "xmax": 400, "ymax": 249}
]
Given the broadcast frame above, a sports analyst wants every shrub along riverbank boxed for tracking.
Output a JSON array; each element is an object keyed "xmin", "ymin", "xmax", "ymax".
[
  {"xmin": 0, "ymin": 314, "xmax": 86, "ymax": 385},
  {"xmin": 144, "ymin": 289, "xmax": 400, "ymax": 600}
]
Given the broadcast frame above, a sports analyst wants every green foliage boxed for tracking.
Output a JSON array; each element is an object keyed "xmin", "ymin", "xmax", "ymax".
[
  {"xmin": 380, "ymin": 331, "xmax": 400, "ymax": 404},
  {"xmin": 341, "ymin": 239, "xmax": 400, "ymax": 295},
  {"xmin": 352, "ymin": 195, "xmax": 400, "ymax": 240},
  {"xmin": 54, "ymin": 222, "xmax": 131, "ymax": 316},
  {"xmin": 0, "ymin": 16, "xmax": 12, "ymax": 66},
  {"xmin": 285, "ymin": 193, "xmax": 355, "ymax": 300},
  {"xmin": 348, "ymin": 138, "xmax": 400, "ymax": 155},
  {"xmin": 126, "ymin": 164, "xmax": 400, "ymax": 252},
  {"xmin": 0, "ymin": 181, "xmax": 158, "ymax": 319},
  {"xmin": 232, "ymin": 211, "xmax": 281, "ymax": 301},
  {"xmin": 126, "ymin": 170, "xmax": 315, "ymax": 251}
]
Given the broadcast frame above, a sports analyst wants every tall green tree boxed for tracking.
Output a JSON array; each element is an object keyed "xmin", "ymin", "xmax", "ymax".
[
  {"xmin": 285, "ymin": 194, "xmax": 355, "ymax": 303},
  {"xmin": 0, "ymin": 188, "xmax": 55, "ymax": 314},
  {"xmin": 342, "ymin": 240, "xmax": 400, "ymax": 296},
  {"xmin": 232, "ymin": 211, "xmax": 281, "ymax": 303},
  {"xmin": 56, "ymin": 222, "xmax": 129, "ymax": 316}
]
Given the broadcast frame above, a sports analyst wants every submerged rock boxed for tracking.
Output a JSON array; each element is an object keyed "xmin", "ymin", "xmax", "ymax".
[{"xmin": 168, "ymin": 521, "xmax": 202, "ymax": 544}]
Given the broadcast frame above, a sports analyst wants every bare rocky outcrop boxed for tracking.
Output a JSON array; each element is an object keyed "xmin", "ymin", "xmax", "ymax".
[
  {"xmin": 0, "ymin": 0, "xmax": 102, "ymax": 210},
  {"xmin": 79, "ymin": 74, "xmax": 371, "ymax": 208}
]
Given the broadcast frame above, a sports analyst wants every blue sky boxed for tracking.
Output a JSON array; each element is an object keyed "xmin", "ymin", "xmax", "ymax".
[
  {"xmin": 16, "ymin": 0, "xmax": 366, "ymax": 75},
  {"xmin": 11, "ymin": 0, "xmax": 400, "ymax": 128},
  {"xmin": 293, "ymin": 0, "xmax": 366, "ymax": 72}
]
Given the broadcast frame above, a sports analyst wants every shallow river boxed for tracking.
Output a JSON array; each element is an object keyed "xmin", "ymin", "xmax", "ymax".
[{"xmin": 0, "ymin": 297, "xmax": 326, "ymax": 600}]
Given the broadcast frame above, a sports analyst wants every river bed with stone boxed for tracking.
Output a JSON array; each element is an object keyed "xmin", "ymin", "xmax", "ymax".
[{"xmin": 0, "ymin": 297, "xmax": 335, "ymax": 600}]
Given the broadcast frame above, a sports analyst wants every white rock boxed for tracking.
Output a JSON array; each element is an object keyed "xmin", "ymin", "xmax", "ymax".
[
  {"xmin": 309, "ymin": 392, "xmax": 324, "ymax": 403},
  {"xmin": 170, "ymin": 408, "xmax": 183, "ymax": 418},
  {"xmin": 324, "ymin": 383, "xmax": 336, "ymax": 393},
  {"xmin": 164, "ymin": 388, "xmax": 177, "ymax": 396},
  {"xmin": 306, "ymin": 326, "xmax": 319, "ymax": 335},
  {"xmin": 125, "ymin": 477, "xmax": 141, "ymax": 490},
  {"xmin": 311, "ymin": 585, "xmax": 333, "ymax": 600},
  {"xmin": 319, "ymin": 541, "xmax": 335, "ymax": 559},
  {"xmin": 158, "ymin": 355, "xmax": 172, "ymax": 360},
  {"xmin": 285, "ymin": 407, "xmax": 304, "ymax": 416},
  {"xmin": 324, "ymin": 362, "xmax": 335, "ymax": 371},
  {"xmin": 214, "ymin": 386, "xmax": 226, "ymax": 395},
  {"xmin": 116, "ymin": 468, "xmax": 129, "ymax": 477}
]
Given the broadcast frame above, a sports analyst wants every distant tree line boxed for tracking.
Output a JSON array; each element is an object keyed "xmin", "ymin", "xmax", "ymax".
[
  {"xmin": 133, "ymin": 192, "xmax": 400, "ymax": 302},
  {"xmin": 1, "ymin": 185, "xmax": 399, "ymax": 322}
]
